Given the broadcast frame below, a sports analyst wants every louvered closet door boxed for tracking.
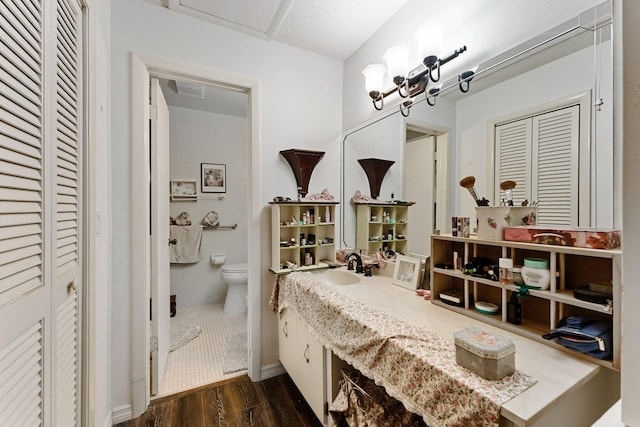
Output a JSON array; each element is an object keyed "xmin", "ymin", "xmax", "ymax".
[
  {"xmin": 0, "ymin": 0, "xmax": 84, "ymax": 425},
  {"xmin": 494, "ymin": 119, "xmax": 533, "ymax": 206},
  {"xmin": 0, "ymin": 0, "xmax": 49, "ymax": 425},
  {"xmin": 52, "ymin": 0, "xmax": 83, "ymax": 425},
  {"xmin": 495, "ymin": 105, "xmax": 579, "ymax": 225},
  {"xmin": 531, "ymin": 106, "xmax": 579, "ymax": 226}
]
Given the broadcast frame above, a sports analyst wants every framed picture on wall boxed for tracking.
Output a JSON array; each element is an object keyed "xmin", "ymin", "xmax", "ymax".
[
  {"xmin": 201, "ymin": 163, "xmax": 226, "ymax": 193},
  {"xmin": 170, "ymin": 179, "xmax": 197, "ymax": 201}
]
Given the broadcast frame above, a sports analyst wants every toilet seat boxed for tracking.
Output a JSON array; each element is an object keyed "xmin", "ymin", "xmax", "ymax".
[{"xmin": 222, "ymin": 263, "xmax": 247, "ymax": 273}]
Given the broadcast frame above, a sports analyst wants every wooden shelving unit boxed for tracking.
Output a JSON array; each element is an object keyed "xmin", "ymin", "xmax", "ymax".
[
  {"xmin": 355, "ymin": 202, "xmax": 412, "ymax": 255},
  {"xmin": 430, "ymin": 234, "xmax": 621, "ymax": 369},
  {"xmin": 270, "ymin": 201, "xmax": 338, "ymax": 274}
]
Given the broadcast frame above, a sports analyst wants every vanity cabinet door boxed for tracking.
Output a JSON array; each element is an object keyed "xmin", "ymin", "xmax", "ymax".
[
  {"xmin": 296, "ymin": 316, "xmax": 326, "ymax": 423},
  {"xmin": 278, "ymin": 308, "xmax": 297, "ymax": 374}
]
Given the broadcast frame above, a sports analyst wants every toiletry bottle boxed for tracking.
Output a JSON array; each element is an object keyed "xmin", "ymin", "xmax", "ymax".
[
  {"xmin": 325, "ymin": 206, "xmax": 330, "ymax": 223},
  {"xmin": 507, "ymin": 292, "xmax": 522, "ymax": 324}
]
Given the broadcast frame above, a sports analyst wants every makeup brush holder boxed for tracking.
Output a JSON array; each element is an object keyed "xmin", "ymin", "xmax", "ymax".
[{"xmin": 476, "ymin": 206, "xmax": 537, "ymax": 240}]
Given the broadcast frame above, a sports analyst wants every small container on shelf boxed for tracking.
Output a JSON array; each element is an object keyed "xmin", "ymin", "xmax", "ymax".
[
  {"xmin": 521, "ymin": 258, "xmax": 550, "ymax": 289},
  {"xmin": 512, "ymin": 267, "xmax": 523, "ymax": 284},
  {"xmin": 499, "ymin": 258, "xmax": 514, "ymax": 284}
]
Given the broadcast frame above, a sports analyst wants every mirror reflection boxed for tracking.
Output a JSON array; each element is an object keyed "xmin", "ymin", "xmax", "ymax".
[{"xmin": 341, "ymin": 2, "xmax": 613, "ymax": 257}]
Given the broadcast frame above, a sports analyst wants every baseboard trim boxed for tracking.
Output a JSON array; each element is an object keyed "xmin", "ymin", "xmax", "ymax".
[
  {"xmin": 261, "ymin": 362, "xmax": 285, "ymax": 380},
  {"xmin": 111, "ymin": 404, "xmax": 133, "ymax": 425}
]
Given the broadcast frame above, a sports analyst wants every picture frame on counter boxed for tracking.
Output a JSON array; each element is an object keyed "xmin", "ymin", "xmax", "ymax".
[{"xmin": 392, "ymin": 255, "xmax": 421, "ymax": 290}]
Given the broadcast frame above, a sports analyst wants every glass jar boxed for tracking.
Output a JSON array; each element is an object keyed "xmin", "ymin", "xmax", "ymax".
[
  {"xmin": 499, "ymin": 258, "xmax": 513, "ymax": 284},
  {"xmin": 512, "ymin": 267, "xmax": 523, "ymax": 284},
  {"xmin": 521, "ymin": 258, "xmax": 550, "ymax": 289}
]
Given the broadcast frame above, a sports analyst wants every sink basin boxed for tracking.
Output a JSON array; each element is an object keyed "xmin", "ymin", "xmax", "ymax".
[{"xmin": 311, "ymin": 269, "xmax": 361, "ymax": 286}]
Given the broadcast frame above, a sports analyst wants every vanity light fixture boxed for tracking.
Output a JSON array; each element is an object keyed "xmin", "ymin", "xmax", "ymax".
[
  {"xmin": 458, "ymin": 70, "xmax": 475, "ymax": 93},
  {"xmin": 383, "ymin": 45, "xmax": 411, "ymax": 98},
  {"xmin": 362, "ymin": 22, "xmax": 475, "ymax": 116},
  {"xmin": 362, "ymin": 46, "xmax": 470, "ymax": 114}
]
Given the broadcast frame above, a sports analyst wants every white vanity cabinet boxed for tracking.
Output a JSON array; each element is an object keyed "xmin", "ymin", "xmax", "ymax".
[{"xmin": 278, "ymin": 307, "xmax": 326, "ymax": 423}]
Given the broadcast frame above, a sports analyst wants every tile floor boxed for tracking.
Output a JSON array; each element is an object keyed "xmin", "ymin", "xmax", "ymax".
[{"xmin": 156, "ymin": 302, "xmax": 247, "ymax": 398}]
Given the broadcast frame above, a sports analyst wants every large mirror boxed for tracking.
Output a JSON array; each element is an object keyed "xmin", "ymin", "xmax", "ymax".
[{"xmin": 341, "ymin": 1, "xmax": 613, "ymax": 257}]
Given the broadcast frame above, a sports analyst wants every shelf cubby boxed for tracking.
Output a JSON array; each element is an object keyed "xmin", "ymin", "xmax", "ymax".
[{"xmin": 430, "ymin": 234, "xmax": 621, "ymax": 370}]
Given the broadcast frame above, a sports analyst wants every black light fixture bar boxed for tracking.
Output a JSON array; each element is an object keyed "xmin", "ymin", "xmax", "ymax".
[{"xmin": 368, "ymin": 45, "xmax": 471, "ymax": 113}]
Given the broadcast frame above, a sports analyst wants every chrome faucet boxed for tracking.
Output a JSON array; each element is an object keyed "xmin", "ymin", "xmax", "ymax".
[{"xmin": 345, "ymin": 252, "xmax": 364, "ymax": 274}]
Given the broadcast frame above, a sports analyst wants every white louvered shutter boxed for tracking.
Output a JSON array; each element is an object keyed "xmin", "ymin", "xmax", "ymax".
[
  {"xmin": 494, "ymin": 105, "xmax": 580, "ymax": 226},
  {"xmin": 0, "ymin": 0, "xmax": 84, "ymax": 425},
  {"xmin": 494, "ymin": 119, "xmax": 532, "ymax": 206},
  {"xmin": 0, "ymin": 1, "xmax": 47, "ymax": 425},
  {"xmin": 532, "ymin": 106, "xmax": 579, "ymax": 226},
  {"xmin": 0, "ymin": 322, "xmax": 44, "ymax": 426},
  {"xmin": 0, "ymin": 0, "xmax": 45, "ymax": 308},
  {"xmin": 53, "ymin": 0, "xmax": 83, "ymax": 425}
]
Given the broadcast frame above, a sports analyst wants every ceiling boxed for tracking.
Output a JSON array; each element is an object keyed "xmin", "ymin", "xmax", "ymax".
[
  {"xmin": 158, "ymin": 78, "xmax": 248, "ymax": 117},
  {"xmin": 164, "ymin": 0, "xmax": 410, "ymax": 61},
  {"xmin": 156, "ymin": 0, "xmax": 410, "ymax": 116}
]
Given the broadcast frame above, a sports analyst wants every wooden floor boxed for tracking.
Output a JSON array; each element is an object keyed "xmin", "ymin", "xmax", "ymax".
[{"xmin": 114, "ymin": 373, "xmax": 323, "ymax": 427}]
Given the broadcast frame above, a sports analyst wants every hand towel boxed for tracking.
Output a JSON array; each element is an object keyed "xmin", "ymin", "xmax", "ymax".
[{"xmin": 169, "ymin": 225, "xmax": 203, "ymax": 263}]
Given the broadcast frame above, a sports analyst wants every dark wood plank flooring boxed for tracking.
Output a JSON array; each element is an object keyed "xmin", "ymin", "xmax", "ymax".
[{"xmin": 114, "ymin": 374, "xmax": 323, "ymax": 427}]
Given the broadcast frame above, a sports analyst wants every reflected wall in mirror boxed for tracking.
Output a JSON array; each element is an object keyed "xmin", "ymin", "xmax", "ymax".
[{"xmin": 341, "ymin": 1, "xmax": 614, "ymax": 255}]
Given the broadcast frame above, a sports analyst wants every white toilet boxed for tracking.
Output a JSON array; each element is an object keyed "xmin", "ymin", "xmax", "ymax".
[{"xmin": 222, "ymin": 263, "xmax": 248, "ymax": 313}]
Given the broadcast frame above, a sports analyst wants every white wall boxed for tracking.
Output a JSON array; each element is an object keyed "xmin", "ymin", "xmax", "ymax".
[
  {"xmin": 168, "ymin": 106, "xmax": 248, "ymax": 307},
  {"xmin": 110, "ymin": 0, "xmax": 342, "ymax": 412},
  {"xmin": 620, "ymin": 0, "xmax": 640, "ymax": 424}
]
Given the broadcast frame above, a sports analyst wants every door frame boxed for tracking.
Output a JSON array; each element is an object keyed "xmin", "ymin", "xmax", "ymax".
[
  {"xmin": 403, "ymin": 118, "xmax": 451, "ymax": 235},
  {"xmin": 130, "ymin": 52, "xmax": 261, "ymax": 415}
]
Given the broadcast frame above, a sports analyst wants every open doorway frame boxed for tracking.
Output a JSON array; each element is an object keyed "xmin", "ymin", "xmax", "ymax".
[
  {"xmin": 129, "ymin": 52, "xmax": 262, "ymax": 415},
  {"xmin": 404, "ymin": 118, "xmax": 451, "ymax": 236}
]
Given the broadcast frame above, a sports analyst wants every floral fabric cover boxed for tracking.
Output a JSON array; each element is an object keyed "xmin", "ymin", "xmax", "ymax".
[
  {"xmin": 271, "ymin": 272, "xmax": 537, "ymax": 427},
  {"xmin": 330, "ymin": 368, "xmax": 427, "ymax": 427}
]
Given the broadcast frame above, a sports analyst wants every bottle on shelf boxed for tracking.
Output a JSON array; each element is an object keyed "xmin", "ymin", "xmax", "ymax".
[{"xmin": 507, "ymin": 292, "xmax": 522, "ymax": 325}]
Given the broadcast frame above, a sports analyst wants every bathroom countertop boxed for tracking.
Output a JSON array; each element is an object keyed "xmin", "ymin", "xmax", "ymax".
[{"xmin": 299, "ymin": 268, "xmax": 619, "ymax": 427}]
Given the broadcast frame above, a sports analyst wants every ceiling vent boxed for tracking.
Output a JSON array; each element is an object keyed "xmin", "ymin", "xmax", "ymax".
[{"xmin": 175, "ymin": 80, "xmax": 205, "ymax": 99}]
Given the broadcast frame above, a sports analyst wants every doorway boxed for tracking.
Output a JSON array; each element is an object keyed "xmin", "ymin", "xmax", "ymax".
[
  {"xmin": 130, "ymin": 53, "xmax": 262, "ymax": 415},
  {"xmin": 403, "ymin": 123, "xmax": 450, "ymax": 257},
  {"xmin": 154, "ymin": 77, "xmax": 250, "ymax": 397}
]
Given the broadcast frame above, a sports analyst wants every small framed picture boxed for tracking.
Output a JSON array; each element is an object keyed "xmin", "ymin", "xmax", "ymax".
[
  {"xmin": 392, "ymin": 255, "xmax": 422, "ymax": 290},
  {"xmin": 201, "ymin": 163, "xmax": 226, "ymax": 193},
  {"xmin": 170, "ymin": 179, "xmax": 197, "ymax": 198}
]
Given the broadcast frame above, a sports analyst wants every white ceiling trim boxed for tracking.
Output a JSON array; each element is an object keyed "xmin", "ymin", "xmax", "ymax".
[{"xmin": 167, "ymin": 0, "xmax": 293, "ymax": 40}]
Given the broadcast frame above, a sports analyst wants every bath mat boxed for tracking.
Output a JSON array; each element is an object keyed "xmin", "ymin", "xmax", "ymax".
[
  {"xmin": 222, "ymin": 332, "xmax": 248, "ymax": 374},
  {"xmin": 169, "ymin": 312, "xmax": 202, "ymax": 352}
]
